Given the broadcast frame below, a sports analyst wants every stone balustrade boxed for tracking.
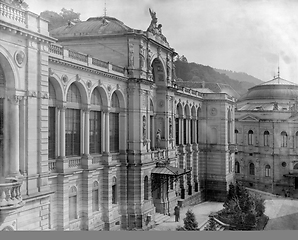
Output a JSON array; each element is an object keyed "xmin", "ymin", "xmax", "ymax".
[
  {"xmin": 49, "ymin": 43, "xmax": 126, "ymax": 77},
  {"xmin": 0, "ymin": 179, "xmax": 24, "ymax": 209}
]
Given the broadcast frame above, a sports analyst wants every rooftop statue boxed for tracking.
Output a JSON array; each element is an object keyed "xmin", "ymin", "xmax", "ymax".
[{"xmin": 147, "ymin": 8, "xmax": 168, "ymax": 43}]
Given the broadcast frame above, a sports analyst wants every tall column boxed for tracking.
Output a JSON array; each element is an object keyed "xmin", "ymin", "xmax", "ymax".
[
  {"xmin": 101, "ymin": 111, "xmax": 106, "ymax": 153},
  {"xmin": 60, "ymin": 106, "xmax": 66, "ymax": 158},
  {"xmin": 19, "ymin": 97, "xmax": 26, "ymax": 174},
  {"xmin": 9, "ymin": 96, "xmax": 20, "ymax": 177},
  {"xmin": 105, "ymin": 110, "xmax": 110, "ymax": 153},
  {"xmin": 3, "ymin": 98, "xmax": 9, "ymax": 176},
  {"xmin": 84, "ymin": 109, "xmax": 90, "ymax": 155}
]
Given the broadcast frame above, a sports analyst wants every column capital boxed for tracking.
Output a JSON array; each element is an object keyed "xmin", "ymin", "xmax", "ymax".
[
  {"xmin": 8, "ymin": 95, "xmax": 23, "ymax": 104},
  {"xmin": 57, "ymin": 104, "xmax": 67, "ymax": 111}
]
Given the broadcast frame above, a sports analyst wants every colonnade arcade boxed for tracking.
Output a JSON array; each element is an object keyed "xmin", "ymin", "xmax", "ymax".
[
  {"xmin": 0, "ymin": 57, "xmax": 24, "ymax": 180},
  {"xmin": 48, "ymin": 76, "xmax": 127, "ymax": 164}
]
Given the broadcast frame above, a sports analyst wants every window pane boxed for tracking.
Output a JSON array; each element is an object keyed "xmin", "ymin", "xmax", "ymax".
[
  {"xmin": 48, "ymin": 107, "xmax": 56, "ymax": 159},
  {"xmin": 65, "ymin": 109, "xmax": 81, "ymax": 156},
  {"xmin": 90, "ymin": 111, "xmax": 101, "ymax": 154},
  {"xmin": 109, "ymin": 113, "xmax": 119, "ymax": 153},
  {"xmin": 92, "ymin": 189, "xmax": 99, "ymax": 212},
  {"xmin": 69, "ymin": 196, "xmax": 77, "ymax": 220}
]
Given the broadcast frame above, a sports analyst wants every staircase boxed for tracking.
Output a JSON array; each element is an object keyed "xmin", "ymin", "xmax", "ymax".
[{"xmin": 154, "ymin": 213, "xmax": 171, "ymax": 225}]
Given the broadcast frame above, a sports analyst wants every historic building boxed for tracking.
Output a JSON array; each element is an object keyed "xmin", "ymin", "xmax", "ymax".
[
  {"xmin": 0, "ymin": 1, "xmax": 235, "ymax": 231},
  {"xmin": 235, "ymin": 73, "xmax": 298, "ymax": 197}
]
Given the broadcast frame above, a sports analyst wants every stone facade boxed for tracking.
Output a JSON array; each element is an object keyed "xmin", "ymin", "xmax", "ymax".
[
  {"xmin": 235, "ymin": 76, "xmax": 298, "ymax": 197},
  {"xmin": 0, "ymin": 1, "xmax": 235, "ymax": 231}
]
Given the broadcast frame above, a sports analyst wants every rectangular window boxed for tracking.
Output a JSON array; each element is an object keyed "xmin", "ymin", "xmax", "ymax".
[
  {"xmin": 48, "ymin": 107, "xmax": 56, "ymax": 159},
  {"xmin": 175, "ymin": 118, "xmax": 179, "ymax": 145},
  {"xmin": 65, "ymin": 109, "xmax": 80, "ymax": 156},
  {"xmin": 112, "ymin": 184, "xmax": 117, "ymax": 204},
  {"xmin": 183, "ymin": 119, "xmax": 187, "ymax": 145},
  {"xmin": 69, "ymin": 195, "xmax": 77, "ymax": 221},
  {"xmin": 92, "ymin": 189, "xmax": 99, "ymax": 212},
  {"xmin": 109, "ymin": 112, "xmax": 119, "ymax": 153},
  {"xmin": 90, "ymin": 111, "xmax": 101, "ymax": 154}
]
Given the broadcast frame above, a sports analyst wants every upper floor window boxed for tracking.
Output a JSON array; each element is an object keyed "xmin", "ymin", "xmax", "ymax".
[
  {"xmin": 144, "ymin": 176, "xmax": 149, "ymax": 200},
  {"xmin": 281, "ymin": 131, "xmax": 287, "ymax": 147},
  {"xmin": 265, "ymin": 165, "xmax": 271, "ymax": 177},
  {"xmin": 264, "ymin": 131, "xmax": 269, "ymax": 147},
  {"xmin": 296, "ymin": 131, "xmax": 298, "ymax": 148},
  {"xmin": 110, "ymin": 92, "xmax": 120, "ymax": 153},
  {"xmin": 92, "ymin": 181, "xmax": 99, "ymax": 212},
  {"xmin": 248, "ymin": 130, "xmax": 253, "ymax": 145},
  {"xmin": 235, "ymin": 161, "xmax": 240, "ymax": 173},
  {"xmin": 235, "ymin": 129, "xmax": 239, "ymax": 144},
  {"xmin": 249, "ymin": 163, "xmax": 255, "ymax": 175},
  {"xmin": 69, "ymin": 186, "xmax": 78, "ymax": 221}
]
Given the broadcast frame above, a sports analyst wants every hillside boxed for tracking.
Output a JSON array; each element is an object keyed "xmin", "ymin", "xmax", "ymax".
[
  {"xmin": 174, "ymin": 58, "xmax": 261, "ymax": 98},
  {"xmin": 214, "ymin": 68, "xmax": 263, "ymax": 85}
]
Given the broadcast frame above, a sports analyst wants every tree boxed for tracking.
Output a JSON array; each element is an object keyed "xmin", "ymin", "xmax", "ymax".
[
  {"xmin": 219, "ymin": 182, "xmax": 266, "ymax": 230},
  {"xmin": 183, "ymin": 209, "xmax": 198, "ymax": 230},
  {"xmin": 40, "ymin": 8, "xmax": 81, "ymax": 31}
]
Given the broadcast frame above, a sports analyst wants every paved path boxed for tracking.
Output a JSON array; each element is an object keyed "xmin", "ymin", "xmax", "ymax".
[
  {"xmin": 150, "ymin": 201, "xmax": 224, "ymax": 231},
  {"xmin": 264, "ymin": 199, "xmax": 298, "ymax": 230},
  {"xmin": 150, "ymin": 197, "xmax": 298, "ymax": 231}
]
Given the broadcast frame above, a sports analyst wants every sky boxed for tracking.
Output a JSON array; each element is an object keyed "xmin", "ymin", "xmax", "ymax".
[{"xmin": 25, "ymin": 0, "xmax": 298, "ymax": 82}]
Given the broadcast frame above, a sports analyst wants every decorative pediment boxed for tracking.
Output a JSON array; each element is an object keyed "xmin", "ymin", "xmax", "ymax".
[{"xmin": 238, "ymin": 114, "xmax": 259, "ymax": 122}]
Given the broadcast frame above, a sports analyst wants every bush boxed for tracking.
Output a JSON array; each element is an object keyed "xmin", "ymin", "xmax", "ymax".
[{"xmin": 183, "ymin": 209, "xmax": 199, "ymax": 230}]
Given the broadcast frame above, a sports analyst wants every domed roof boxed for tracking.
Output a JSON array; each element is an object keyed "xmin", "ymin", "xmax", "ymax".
[
  {"xmin": 50, "ymin": 16, "xmax": 134, "ymax": 37},
  {"xmin": 238, "ymin": 76, "xmax": 298, "ymax": 102}
]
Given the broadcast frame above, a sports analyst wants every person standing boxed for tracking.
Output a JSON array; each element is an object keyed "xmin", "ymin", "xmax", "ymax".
[{"xmin": 174, "ymin": 204, "xmax": 180, "ymax": 222}]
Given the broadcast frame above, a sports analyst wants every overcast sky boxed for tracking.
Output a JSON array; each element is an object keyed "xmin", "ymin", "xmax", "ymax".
[{"xmin": 25, "ymin": 0, "xmax": 298, "ymax": 82}]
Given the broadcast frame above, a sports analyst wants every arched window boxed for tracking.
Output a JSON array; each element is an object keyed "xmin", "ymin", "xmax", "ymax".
[
  {"xmin": 176, "ymin": 103, "xmax": 183, "ymax": 146},
  {"xmin": 235, "ymin": 161, "xmax": 240, "ymax": 173},
  {"xmin": 92, "ymin": 181, "xmax": 99, "ymax": 212},
  {"xmin": 248, "ymin": 130, "xmax": 253, "ymax": 145},
  {"xmin": 112, "ymin": 177, "xmax": 117, "ymax": 204},
  {"xmin": 144, "ymin": 176, "xmax": 149, "ymax": 200},
  {"xmin": 90, "ymin": 88, "xmax": 102, "ymax": 154},
  {"xmin": 265, "ymin": 165, "xmax": 271, "ymax": 177},
  {"xmin": 281, "ymin": 131, "xmax": 288, "ymax": 147},
  {"xmin": 48, "ymin": 81, "xmax": 56, "ymax": 159},
  {"xmin": 69, "ymin": 186, "xmax": 77, "ymax": 221},
  {"xmin": 110, "ymin": 93, "xmax": 120, "ymax": 153},
  {"xmin": 235, "ymin": 129, "xmax": 239, "ymax": 144},
  {"xmin": 249, "ymin": 163, "xmax": 255, "ymax": 175},
  {"xmin": 264, "ymin": 131, "xmax": 269, "ymax": 147},
  {"xmin": 66, "ymin": 84, "xmax": 81, "ymax": 156}
]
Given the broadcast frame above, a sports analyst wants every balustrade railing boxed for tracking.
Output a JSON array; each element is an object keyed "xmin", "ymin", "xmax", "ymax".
[
  {"xmin": 68, "ymin": 157, "xmax": 81, "ymax": 168},
  {"xmin": 0, "ymin": 2, "xmax": 26, "ymax": 24},
  {"xmin": 48, "ymin": 160, "xmax": 56, "ymax": 172},
  {"xmin": 0, "ymin": 180, "xmax": 23, "ymax": 209},
  {"xmin": 92, "ymin": 155, "xmax": 100, "ymax": 164},
  {"xmin": 68, "ymin": 49, "xmax": 88, "ymax": 63},
  {"xmin": 49, "ymin": 44, "xmax": 63, "ymax": 55},
  {"xmin": 112, "ymin": 64, "xmax": 125, "ymax": 74},
  {"xmin": 92, "ymin": 58, "xmax": 108, "ymax": 68}
]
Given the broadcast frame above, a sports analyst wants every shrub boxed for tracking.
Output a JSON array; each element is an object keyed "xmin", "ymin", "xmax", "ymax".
[{"xmin": 183, "ymin": 209, "xmax": 199, "ymax": 230}]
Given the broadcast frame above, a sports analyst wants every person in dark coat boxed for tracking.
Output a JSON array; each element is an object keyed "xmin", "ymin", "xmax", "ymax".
[{"xmin": 174, "ymin": 204, "xmax": 180, "ymax": 222}]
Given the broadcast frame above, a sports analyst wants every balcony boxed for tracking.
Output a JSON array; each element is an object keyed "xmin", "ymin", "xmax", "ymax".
[{"xmin": 0, "ymin": 178, "xmax": 24, "ymax": 211}]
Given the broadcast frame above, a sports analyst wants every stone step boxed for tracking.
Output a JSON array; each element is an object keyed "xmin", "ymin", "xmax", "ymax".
[{"xmin": 154, "ymin": 213, "xmax": 171, "ymax": 225}]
